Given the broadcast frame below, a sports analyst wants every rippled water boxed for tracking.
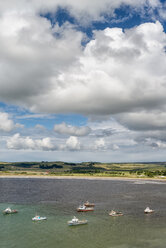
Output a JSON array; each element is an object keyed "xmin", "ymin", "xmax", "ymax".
[{"xmin": 0, "ymin": 178, "xmax": 166, "ymax": 248}]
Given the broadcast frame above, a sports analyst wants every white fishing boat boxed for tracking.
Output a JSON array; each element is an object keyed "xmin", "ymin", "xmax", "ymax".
[
  {"xmin": 3, "ymin": 207, "xmax": 18, "ymax": 214},
  {"xmin": 109, "ymin": 210, "xmax": 123, "ymax": 216},
  {"xmin": 144, "ymin": 207, "xmax": 154, "ymax": 214},
  {"xmin": 84, "ymin": 201, "xmax": 95, "ymax": 207},
  {"xmin": 77, "ymin": 204, "xmax": 94, "ymax": 212},
  {"xmin": 32, "ymin": 215, "xmax": 47, "ymax": 221},
  {"xmin": 68, "ymin": 216, "xmax": 88, "ymax": 226}
]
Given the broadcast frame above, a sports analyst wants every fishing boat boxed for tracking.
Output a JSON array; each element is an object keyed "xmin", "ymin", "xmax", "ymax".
[
  {"xmin": 84, "ymin": 201, "xmax": 95, "ymax": 207},
  {"xmin": 3, "ymin": 207, "xmax": 18, "ymax": 214},
  {"xmin": 144, "ymin": 207, "xmax": 154, "ymax": 214},
  {"xmin": 68, "ymin": 216, "xmax": 88, "ymax": 226},
  {"xmin": 32, "ymin": 216, "xmax": 47, "ymax": 221},
  {"xmin": 77, "ymin": 205, "xmax": 94, "ymax": 212},
  {"xmin": 109, "ymin": 210, "xmax": 123, "ymax": 216}
]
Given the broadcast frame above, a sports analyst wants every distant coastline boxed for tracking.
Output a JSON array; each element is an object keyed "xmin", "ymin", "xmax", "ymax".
[{"xmin": 1, "ymin": 161, "xmax": 166, "ymax": 180}]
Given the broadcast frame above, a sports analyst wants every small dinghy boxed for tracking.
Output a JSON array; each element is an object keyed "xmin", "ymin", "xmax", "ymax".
[
  {"xmin": 68, "ymin": 216, "xmax": 88, "ymax": 226},
  {"xmin": 3, "ymin": 207, "xmax": 18, "ymax": 214},
  {"xmin": 32, "ymin": 216, "xmax": 47, "ymax": 221},
  {"xmin": 144, "ymin": 207, "xmax": 154, "ymax": 214},
  {"xmin": 109, "ymin": 210, "xmax": 123, "ymax": 216}
]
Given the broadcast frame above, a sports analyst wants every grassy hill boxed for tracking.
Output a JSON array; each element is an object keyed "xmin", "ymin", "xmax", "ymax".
[{"xmin": 0, "ymin": 161, "xmax": 166, "ymax": 178}]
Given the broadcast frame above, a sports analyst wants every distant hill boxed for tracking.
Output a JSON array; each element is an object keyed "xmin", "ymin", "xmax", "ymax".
[{"xmin": 0, "ymin": 161, "xmax": 166, "ymax": 178}]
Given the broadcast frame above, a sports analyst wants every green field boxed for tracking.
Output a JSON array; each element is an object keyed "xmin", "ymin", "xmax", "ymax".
[{"xmin": 0, "ymin": 161, "xmax": 166, "ymax": 178}]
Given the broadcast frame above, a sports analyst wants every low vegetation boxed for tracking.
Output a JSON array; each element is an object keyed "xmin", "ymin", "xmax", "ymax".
[{"xmin": 0, "ymin": 161, "xmax": 166, "ymax": 178}]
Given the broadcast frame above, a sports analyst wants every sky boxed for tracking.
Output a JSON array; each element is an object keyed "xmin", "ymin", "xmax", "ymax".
[{"xmin": 0, "ymin": 0, "xmax": 166, "ymax": 162}]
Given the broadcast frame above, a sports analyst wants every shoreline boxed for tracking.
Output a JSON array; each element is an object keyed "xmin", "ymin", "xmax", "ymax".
[{"xmin": 0, "ymin": 174, "xmax": 166, "ymax": 181}]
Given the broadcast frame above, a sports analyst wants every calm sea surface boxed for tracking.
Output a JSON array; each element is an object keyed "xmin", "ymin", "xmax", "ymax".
[{"xmin": 0, "ymin": 177, "xmax": 166, "ymax": 248}]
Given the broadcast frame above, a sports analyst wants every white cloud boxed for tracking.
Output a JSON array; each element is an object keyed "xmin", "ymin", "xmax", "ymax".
[
  {"xmin": 0, "ymin": 112, "xmax": 16, "ymax": 132},
  {"xmin": 88, "ymin": 118, "xmax": 127, "ymax": 133},
  {"xmin": 0, "ymin": 12, "xmax": 83, "ymax": 107},
  {"xmin": 112, "ymin": 144, "xmax": 119, "ymax": 150},
  {"xmin": 0, "ymin": 0, "xmax": 161, "ymax": 23},
  {"xmin": 143, "ymin": 138, "xmax": 166, "ymax": 149},
  {"xmin": 36, "ymin": 137, "xmax": 54, "ymax": 150},
  {"xmin": 16, "ymin": 114, "xmax": 53, "ymax": 119},
  {"xmin": 6, "ymin": 133, "xmax": 82, "ymax": 151},
  {"xmin": 1, "ymin": 20, "xmax": 164, "ymax": 124},
  {"xmin": 116, "ymin": 111, "xmax": 166, "ymax": 131},
  {"xmin": 0, "ymin": 1, "xmax": 166, "ymax": 162},
  {"xmin": 157, "ymin": 1, "xmax": 166, "ymax": 20},
  {"xmin": 65, "ymin": 136, "xmax": 80, "ymax": 150},
  {"xmin": 94, "ymin": 138, "xmax": 106, "ymax": 150},
  {"xmin": 0, "ymin": 12, "xmax": 166, "ymax": 135},
  {"xmin": 7, "ymin": 133, "xmax": 55, "ymax": 150},
  {"xmin": 152, "ymin": 141, "xmax": 166, "ymax": 149},
  {"xmin": 54, "ymin": 122, "xmax": 91, "ymax": 136}
]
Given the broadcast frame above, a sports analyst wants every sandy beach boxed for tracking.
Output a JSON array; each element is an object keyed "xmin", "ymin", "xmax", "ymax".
[{"xmin": 0, "ymin": 174, "xmax": 165, "ymax": 181}]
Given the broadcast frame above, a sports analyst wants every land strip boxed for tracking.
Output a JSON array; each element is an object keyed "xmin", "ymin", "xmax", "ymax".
[{"xmin": 0, "ymin": 161, "xmax": 166, "ymax": 180}]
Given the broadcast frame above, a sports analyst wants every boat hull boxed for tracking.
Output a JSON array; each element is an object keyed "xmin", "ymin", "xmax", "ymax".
[
  {"xmin": 77, "ymin": 208, "xmax": 94, "ymax": 212},
  {"xmin": 3, "ymin": 210, "xmax": 18, "ymax": 214},
  {"xmin": 109, "ymin": 210, "xmax": 123, "ymax": 216},
  {"xmin": 32, "ymin": 217, "xmax": 47, "ymax": 221},
  {"xmin": 144, "ymin": 210, "xmax": 154, "ymax": 214},
  {"xmin": 68, "ymin": 220, "xmax": 88, "ymax": 226},
  {"xmin": 109, "ymin": 213, "xmax": 123, "ymax": 216}
]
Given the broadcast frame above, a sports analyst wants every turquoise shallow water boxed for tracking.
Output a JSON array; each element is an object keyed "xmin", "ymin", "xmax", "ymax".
[{"xmin": 0, "ymin": 178, "xmax": 166, "ymax": 248}]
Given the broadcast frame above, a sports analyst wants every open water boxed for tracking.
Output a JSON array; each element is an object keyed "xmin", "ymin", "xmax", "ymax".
[{"xmin": 0, "ymin": 177, "xmax": 166, "ymax": 248}]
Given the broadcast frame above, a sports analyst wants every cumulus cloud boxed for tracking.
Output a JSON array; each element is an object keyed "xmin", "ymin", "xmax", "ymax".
[
  {"xmin": 0, "ymin": 0, "xmax": 161, "ymax": 23},
  {"xmin": 0, "ymin": 19, "xmax": 165, "ymax": 130},
  {"xmin": 0, "ymin": 12, "xmax": 83, "ymax": 106},
  {"xmin": 0, "ymin": 112, "xmax": 22, "ymax": 132},
  {"xmin": 0, "ymin": 0, "xmax": 166, "ymax": 162},
  {"xmin": 54, "ymin": 122, "xmax": 91, "ymax": 136},
  {"xmin": 7, "ymin": 133, "xmax": 55, "ymax": 151},
  {"xmin": 90, "ymin": 137, "xmax": 120, "ymax": 151},
  {"xmin": 116, "ymin": 112, "xmax": 166, "ymax": 131},
  {"xmin": 65, "ymin": 136, "xmax": 80, "ymax": 150},
  {"xmin": 6, "ymin": 133, "xmax": 82, "ymax": 151},
  {"xmin": 0, "ymin": 3, "xmax": 165, "ymax": 151}
]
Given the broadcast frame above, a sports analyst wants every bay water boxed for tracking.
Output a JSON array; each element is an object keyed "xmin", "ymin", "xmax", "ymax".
[{"xmin": 0, "ymin": 178, "xmax": 166, "ymax": 248}]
